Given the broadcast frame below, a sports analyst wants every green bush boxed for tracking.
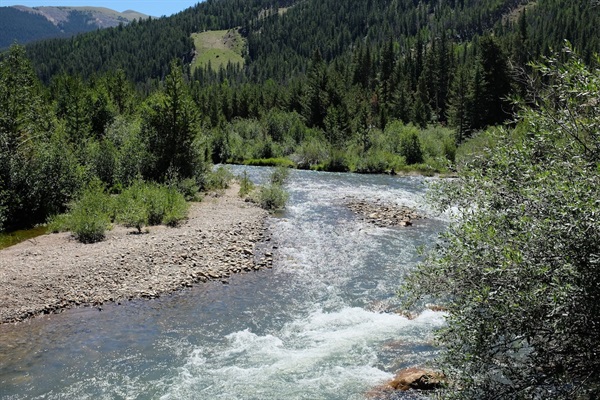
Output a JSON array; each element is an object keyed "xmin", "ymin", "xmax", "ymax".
[
  {"xmin": 322, "ymin": 148, "xmax": 351, "ymax": 172},
  {"xmin": 107, "ymin": 116, "xmax": 146, "ymax": 187},
  {"xmin": 250, "ymin": 168, "xmax": 290, "ymax": 211},
  {"xmin": 270, "ymin": 166, "xmax": 290, "ymax": 185},
  {"xmin": 255, "ymin": 184, "xmax": 289, "ymax": 211},
  {"xmin": 203, "ymin": 166, "xmax": 234, "ymax": 191},
  {"xmin": 84, "ymin": 138, "xmax": 118, "ymax": 187},
  {"xmin": 420, "ymin": 125, "xmax": 457, "ymax": 163},
  {"xmin": 115, "ymin": 180, "xmax": 189, "ymax": 231},
  {"xmin": 238, "ymin": 170, "xmax": 255, "ymax": 197},
  {"xmin": 294, "ymin": 135, "xmax": 329, "ymax": 169},
  {"xmin": 402, "ymin": 49, "xmax": 600, "ymax": 398},
  {"xmin": 161, "ymin": 187, "xmax": 189, "ymax": 227},
  {"xmin": 115, "ymin": 180, "xmax": 149, "ymax": 232},
  {"xmin": 46, "ymin": 213, "xmax": 71, "ymax": 233},
  {"xmin": 399, "ymin": 129, "xmax": 424, "ymax": 165},
  {"xmin": 174, "ymin": 178, "xmax": 201, "ymax": 202},
  {"xmin": 354, "ymin": 149, "xmax": 405, "ymax": 174},
  {"xmin": 70, "ymin": 180, "xmax": 112, "ymax": 243}
]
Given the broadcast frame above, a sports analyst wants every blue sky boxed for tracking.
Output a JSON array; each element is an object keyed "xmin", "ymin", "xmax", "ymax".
[{"xmin": 1, "ymin": 0, "xmax": 199, "ymax": 17}]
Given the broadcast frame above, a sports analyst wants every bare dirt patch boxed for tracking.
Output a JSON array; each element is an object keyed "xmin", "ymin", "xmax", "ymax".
[{"xmin": 0, "ymin": 184, "xmax": 271, "ymax": 324}]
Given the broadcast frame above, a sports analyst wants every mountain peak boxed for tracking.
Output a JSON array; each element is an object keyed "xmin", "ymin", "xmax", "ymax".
[{"xmin": 0, "ymin": 5, "xmax": 148, "ymax": 48}]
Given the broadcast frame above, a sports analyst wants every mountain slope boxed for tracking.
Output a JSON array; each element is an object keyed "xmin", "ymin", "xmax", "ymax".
[
  {"xmin": 19, "ymin": 0, "xmax": 600, "ymax": 86},
  {"xmin": 0, "ymin": 6, "xmax": 148, "ymax": 49}
]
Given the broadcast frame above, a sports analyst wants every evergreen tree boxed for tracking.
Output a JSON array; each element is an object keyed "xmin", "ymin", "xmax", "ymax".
[
  {"xmin": 141, "ymin": 60, "xmax": 201, "ymax": 181},
  {"xmin": 447, "ymin": 65, "xmax": 470, "ymax": 143},
  {"xmin": 52, "ymin": 74, "xmax": 92, "ymax": 146},
  {"xmin": 379, "ymin": 38, "xmax": 395, "ymax": 104},
  {"xmin": 466, "ymin": 61, "xmax": 487, "ymax": 131},
  {"xmin": 434, "ymin": 31, "xmax": 453, "ymax": 122},
  {"xmin": 303, "ymin": 49, "xmax": 329, "ymax": 129},
  {"xmin": 0, "ymin": 45, "xmax": 48, "ymax": 150},
  {"xmin": 479, "ymin": 35, "xmax": 513, "ymax": 127},
  {"xmin": 413, "ymin": 74, "xmax": 431, "ymax": 128}
]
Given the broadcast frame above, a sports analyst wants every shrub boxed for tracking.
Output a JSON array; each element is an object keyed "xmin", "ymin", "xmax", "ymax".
[
  {"xmin": 144, "ymin": 183, "xmax": 185, "ymax": 226},
  {"xmin": 203, "ymin": 166, "xmax": 234, "ymax": 191},
  {"xmin": 401, "ymin": 49, "xmax": 600, "ymax": 398},
  {"xmin": 70, "ymin": 180, "xmax": 112, "ymax": 243},
  {"xmin": 161, "ymin": 187, "xmax": 189, "ymax": 227},
  {"xmin": 46, "ymin": 213, "xmax": 71, "ymax": 233},
  {"xmin": 269, "ymin": 166, "xmax": 290, "ymax": 185},
  {"xmin": 255, "ymin": 184, "xmax": 289, "ymax": 211},
  {"xmin": 294, "ymin": 135, "xmax": 329, "ymax": 169},
  {"xmin": 115, "ymin": 180, "xmax": 189, "ymax": 231},
  {"xmin": 322, "ymin": 148, "xmax": 351, "ymax": 172},
  {"xmin": 250, "ymin": 168, "xmax": 290, "ymax": 211},
  {"xmin": 243, "ymin": 158, "xmax": 296, "ymax": 168},
  {"xmin": 238, "ymin": 170, "xmax": 255, "ymax": 197},
  {"xmin": 115, "ymin": 180, "xmax": 149, "ymax": 232},
  {"xmin": 353, "ymin": 149, "xmax": 402, "ymax": 174},
  {"xmin": 399, "ymin": 129, "xmax": 424, "ymax": 165},
  {"xmin": 174, "ymin": 178, "xmax": 201, "ymax": 202},
  {"xmin": 420, "ymin": 125, "xmax": 457, "ymax": 163}
]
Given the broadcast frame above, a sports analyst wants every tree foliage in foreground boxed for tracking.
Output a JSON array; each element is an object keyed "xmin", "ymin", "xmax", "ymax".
[{"xmin": 402, "ymin": 48, "xmax": 600, "ymax": 398}]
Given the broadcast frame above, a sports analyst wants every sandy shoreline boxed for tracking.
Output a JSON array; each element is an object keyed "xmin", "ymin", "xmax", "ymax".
[{"xmin": 0, "ymin": 184, "xmax": 271, "ymax": 324}]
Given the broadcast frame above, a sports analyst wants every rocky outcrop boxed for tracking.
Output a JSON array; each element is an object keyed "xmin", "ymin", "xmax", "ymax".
[{"xmin": 346, "ymin": 198, "xmax": 424, "ymax": 227}]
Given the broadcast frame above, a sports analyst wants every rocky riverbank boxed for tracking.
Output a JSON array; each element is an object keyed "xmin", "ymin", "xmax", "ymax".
[
  {"xmin": 0, "ymin": 184, "xmax": 272, "ymax": 324},
  {"xmin": 345, "ymin": 198, "xmax": 424, "ymax": 227}
]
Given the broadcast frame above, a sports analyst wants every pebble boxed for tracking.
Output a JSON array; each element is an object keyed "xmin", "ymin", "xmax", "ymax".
[{"xmin": 346, "ymin": 199, "xmax": 424, "ymax": 227}]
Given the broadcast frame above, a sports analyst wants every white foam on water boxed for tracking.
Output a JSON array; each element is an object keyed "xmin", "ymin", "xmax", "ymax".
[{"xmin": 160, "ymin": 307, "xmax": 445, "ymax": 400}]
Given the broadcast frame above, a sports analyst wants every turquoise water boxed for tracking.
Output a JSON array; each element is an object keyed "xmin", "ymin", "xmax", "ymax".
[{"xmin": 0, "ymin": 167, "xmax": 446, "ymax": 399}]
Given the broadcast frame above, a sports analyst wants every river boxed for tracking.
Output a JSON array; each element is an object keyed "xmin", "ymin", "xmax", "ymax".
[{"xmin": 0, "ymin": 167, "xmax": 446, "ymax": 399}]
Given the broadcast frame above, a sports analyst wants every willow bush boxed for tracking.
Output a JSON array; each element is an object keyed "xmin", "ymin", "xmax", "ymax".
[
  {"xmin": 402, "ymin": 48, "xmax": 600, "ymax": 399},
  {"xmin": 69, "ymin": 179, "xmax": 113, "ymax": 243}
]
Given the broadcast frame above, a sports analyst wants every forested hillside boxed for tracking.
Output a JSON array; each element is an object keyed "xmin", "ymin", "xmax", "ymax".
[{"xmin": 2, "ymin": 0, "xmax": 600, "ymax": 232}]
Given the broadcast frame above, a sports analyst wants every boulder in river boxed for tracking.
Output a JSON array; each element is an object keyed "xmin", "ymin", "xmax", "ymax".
[{"xmin": 387, "ymin": 367, "xmax": 445, "ymax": 391}]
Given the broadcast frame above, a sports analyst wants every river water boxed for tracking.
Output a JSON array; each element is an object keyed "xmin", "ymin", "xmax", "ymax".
[{"xmin": 0, "ymin": 167, "xmax": 446, "ymax": 400}]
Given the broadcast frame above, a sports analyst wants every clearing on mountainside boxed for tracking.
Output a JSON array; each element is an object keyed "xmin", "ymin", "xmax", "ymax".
[{"xmin": 191, "ymin": 29, "xmax": 246, "ymax": 72}]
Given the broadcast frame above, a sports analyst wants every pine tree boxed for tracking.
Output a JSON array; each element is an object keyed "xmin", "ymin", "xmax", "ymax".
[
  {"xmin": 479, "ymin": 36, "xmax": 513, "ymax": 127},
  {"xmin": 447, "ymin": 65, "xmax": 470, "ymax": 143},
  {"xmin": 0, "ymin": 45, "xmax": 48, "ymax": 150},
  {"xmin": 52, "ymin": 74, "xmax": 92, "ymax": 146},
  {"xmin": 379, "ymin": 38, "xmax": 395, "ymax": 104},
  {"xmin": 303, "ymin": 49, "xmax": 329, "ymax": 129},
  {"xmin": 413, "ymin": 74, "xmax": 431, "ymax": 128},
  {"xmin": 141, "ymin": 60, "xmax": 201, "ymax": 181}
]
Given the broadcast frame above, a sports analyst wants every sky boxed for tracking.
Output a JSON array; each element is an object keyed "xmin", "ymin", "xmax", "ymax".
[{"xmin": 1, "ymin": 0, "xmax": 199, "ymax": 17}]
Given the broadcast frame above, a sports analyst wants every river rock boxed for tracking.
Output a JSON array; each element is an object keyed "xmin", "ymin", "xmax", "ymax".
[
  {"xmin": 387, "ymin": 367, "xmax": 445, "ymax": 391},
  {"xmin": 346, "ymin": 198, "xmax": 424, "ymax": 228}
]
